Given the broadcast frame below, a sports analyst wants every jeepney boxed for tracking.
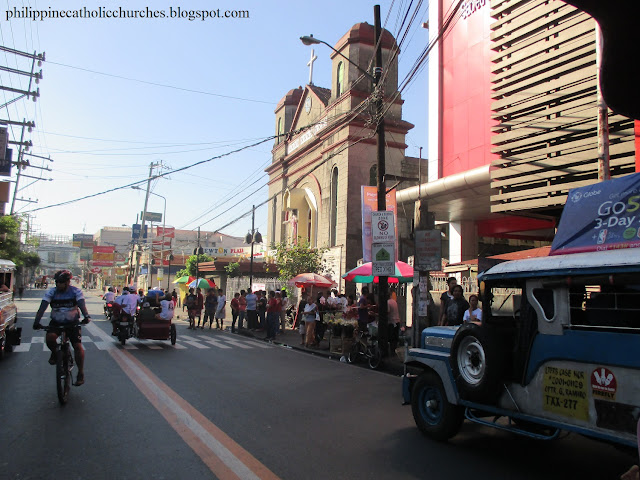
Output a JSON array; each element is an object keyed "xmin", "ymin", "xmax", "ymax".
[
  {"xmin": 0, "ymin": 259, "xmax": 20, "ymax": 359},
  {"xmin": 403, "ymin": 248, "xmax": 640, "ymax": 450}
]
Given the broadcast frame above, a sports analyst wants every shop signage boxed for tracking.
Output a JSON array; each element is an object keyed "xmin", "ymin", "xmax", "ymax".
[
  {"xmin": 156, "ymin": 226, "xmax": 175, "ymax": 238},
  {"xmin": 551, "ymin": 172, "xmax": 640, "ymax": 255}
]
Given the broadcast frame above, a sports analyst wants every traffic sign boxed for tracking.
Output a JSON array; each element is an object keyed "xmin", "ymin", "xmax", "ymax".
[
  {"xmin": 415, "ymin": 230, "xmax": 442, "ymax": 270},
  {"xmin": 372, "ymin": 211, "xmax": 395, "ymax": 243},
  {"xmin": 372, "ymin": 243, "xmax": 395, "ymax": 275}
]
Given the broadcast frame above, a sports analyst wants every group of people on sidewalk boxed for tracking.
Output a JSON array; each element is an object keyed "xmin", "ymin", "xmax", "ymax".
[
  {"xmin": 226, "ymin": 288, "xmax": 290, "ymax": 340},
  {"xmin": 183, "ymin": 287, "xmax": 226, "ymax": 330}
]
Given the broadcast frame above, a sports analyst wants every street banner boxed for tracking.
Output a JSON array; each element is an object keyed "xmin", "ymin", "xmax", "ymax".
[
  {"xmin": 361, "ymin": 186, "xmax": 397, "ymax": 262},
  {"xmin": 551, "ymin": 172, "xmax": 640, "ymax": 255},
  {"xmin": 93, "ymin": 245, "xmax": 115, "ymax": 253},
  {"xmin": 92, "ymin": 261, "xmax": 114, "ymax": 267},
  {"xmin": 156, "ymin": 226, "xmax": 175, "ymax": 238}
]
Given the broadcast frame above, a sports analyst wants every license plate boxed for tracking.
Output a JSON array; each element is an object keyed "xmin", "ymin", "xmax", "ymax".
[{"xmin": 120, "ymin": 322, "xmax": 130, "ymax": 326}]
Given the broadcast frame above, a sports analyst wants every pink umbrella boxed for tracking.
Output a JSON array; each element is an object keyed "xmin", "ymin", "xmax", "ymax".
[
  {"xmin": 289, "ymin": 273, "xmax": 337, "ymax": 289},
  {"xmin": 342, "ymin": 261, "xmax": 413, "ymax": 283}
]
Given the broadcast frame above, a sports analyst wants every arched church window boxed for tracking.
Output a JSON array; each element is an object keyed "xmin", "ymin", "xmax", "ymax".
[
  {"xmin": 369, "ymin": 164, "xmax": 377, "ymax": 186},
  {"xmin": 330, "ymin": 167, "xmax": 338, "ymax": 246},
  {"xmin": 336, "ymin": 61, "xmax": 344, "ymax": 97},
  {"xmin": 277, "ymin": 117, "xmax": 284, "ymax": 144}
]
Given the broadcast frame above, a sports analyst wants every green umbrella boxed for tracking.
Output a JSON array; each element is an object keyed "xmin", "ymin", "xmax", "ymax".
[{"xmin": 173, "ymin": 275, "xmax": 191, "ymax": 284}]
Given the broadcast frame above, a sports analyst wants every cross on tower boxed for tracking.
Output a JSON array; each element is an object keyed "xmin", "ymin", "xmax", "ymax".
[{"xmin": 307, "ymin": 49, "xmax": 317, "ymax": 85}]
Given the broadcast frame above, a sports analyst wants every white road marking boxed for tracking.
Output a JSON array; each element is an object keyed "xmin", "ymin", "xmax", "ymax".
[
  {"xmin": 182, "ymin": 340, "xmax": 209, "ymax": 349},
  {"xmin": 204, "ymin": 339, "xmax": 232, "ymax": 349},
  {"xmin": 220, "ymin": 338, "xmax": 253, "ymax": 349},
  {"xmin": 135, "ymin": 340, "xmax": 163, "ymax": 350},
  {"xmin": 170, "ymin": 343, "xmax": 187, "ymax": 349},
  {"xmin": 31, "ymin": 336, "xmax": 44, "ymax": 343},
  {"xmin": 95, "ymin": 341, "xmax": 115, "ymax": 351},
  {"xmin": 13, "ymin": 343, "xmax": 31, "ymax": 352}
]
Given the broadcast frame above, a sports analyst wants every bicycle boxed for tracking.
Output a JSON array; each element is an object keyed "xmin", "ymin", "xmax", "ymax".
[
  {"xmin": 42, "ymin": 325, "xmax": 77, "ymax": 405},
  {"xmin": 348, "ymin": 323, "xmax": 382, "ymax": 370}
]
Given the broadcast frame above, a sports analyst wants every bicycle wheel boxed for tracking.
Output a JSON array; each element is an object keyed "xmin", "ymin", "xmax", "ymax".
[
  {"xmin": 56, "ymin": 348, "xmax": 69, "ymax": 405},
  {"xmin": 348, "ymin": 340, "xmax": 366, "ymax": 364},
  {"xmin": 368, "ymin": 344, "xmax": 383, "ymax": 370}
]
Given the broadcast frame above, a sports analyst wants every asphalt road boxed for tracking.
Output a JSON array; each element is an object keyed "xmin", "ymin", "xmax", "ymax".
[{"xmin": 0, "ymin": 288, "xmax": 636, "ymax": 479}]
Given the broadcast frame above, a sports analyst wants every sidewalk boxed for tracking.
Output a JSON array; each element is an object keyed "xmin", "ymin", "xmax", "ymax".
[{"xmin": 233, "ymin": 324, "xmax": 409, "ymax": 377}]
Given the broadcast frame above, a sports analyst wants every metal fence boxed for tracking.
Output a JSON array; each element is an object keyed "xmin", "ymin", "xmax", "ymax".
[
  {"xmin": 225, "ymin": 277, "xmax": 285, "ymax": 298},
  {"xmin": 430, "ymin": 276, "xmax": 477, "ymax": 294}
]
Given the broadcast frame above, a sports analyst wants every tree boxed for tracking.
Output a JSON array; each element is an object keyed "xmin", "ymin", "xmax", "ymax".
[
  {"xmin": 271, "ymin": 240, "xmax": 326, "ymax": 283},
  {"xmin": 0, "ymin": 216, "xmax": 21, "ymax": 262},
  {"xmin": 224, "ymin": 262, "xmax": 240, "ymax": 277},
  {"xmin": 174, "ymin": 253, "xmax": 213, "ymax": 278}
]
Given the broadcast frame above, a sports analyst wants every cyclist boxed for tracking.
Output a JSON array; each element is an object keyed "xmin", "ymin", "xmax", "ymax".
[{"xmin": 32, "ymin": 270, "xmax": 91, "ymax": 386}]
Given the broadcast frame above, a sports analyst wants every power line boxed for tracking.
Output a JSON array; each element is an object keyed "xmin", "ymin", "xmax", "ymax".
[{"xmin": 47, "ymin": 59, "xmax": 276, "ymax": 105}]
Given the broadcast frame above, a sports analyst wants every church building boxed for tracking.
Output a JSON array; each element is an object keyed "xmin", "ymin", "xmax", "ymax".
[{"xmin": 266, "ymin": 22, "xmax": 415, "ymax": 291}]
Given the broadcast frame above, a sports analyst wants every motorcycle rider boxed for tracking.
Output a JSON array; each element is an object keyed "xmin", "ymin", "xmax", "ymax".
[
  {"xmin": 102, "ymin": 287, "xmax": 116, "ymax": 317},
  {"xmin": 114, "ymin": 287, "xmax": 138, "ymax": 335},
  {"xmin": 32, "ymin": 270, "xmax": 91, "ymax": 386}
]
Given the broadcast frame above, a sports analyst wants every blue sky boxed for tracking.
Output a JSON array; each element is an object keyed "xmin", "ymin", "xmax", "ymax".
[{"xmin": 0, "ymin": 1, "xmax": 429, "ymax": 240}]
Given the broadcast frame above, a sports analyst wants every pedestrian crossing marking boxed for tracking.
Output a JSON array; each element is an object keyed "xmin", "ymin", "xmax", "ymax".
[
  {"xmin": 204, "ymin": 339, "xmax": 232, "ymax": 349},
  {"xmin": 13, "ymin": 332, "xmax": 270, "ymax": 353}
]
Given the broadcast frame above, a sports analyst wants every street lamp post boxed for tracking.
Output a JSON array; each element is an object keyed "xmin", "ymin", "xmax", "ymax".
[
  {"xmin": 244, "ymin": 205, "xmax": 263, "ymax": 292},
  {"xmin": 300, "ymin": 4, "xmax": 389, "ymax": 355}
]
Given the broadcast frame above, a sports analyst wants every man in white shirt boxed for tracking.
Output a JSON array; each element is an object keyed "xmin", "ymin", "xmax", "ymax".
[
  {"xmin": 155, "ymin": 293, "xmax": 175, "ymax": 321},
  {"xmin": 116, "ymin": 287, "xmax": 139, "ymax": 318},
  {"xmin": 215, "ymin": 288, "xmax": 226, "ymax": 329}
]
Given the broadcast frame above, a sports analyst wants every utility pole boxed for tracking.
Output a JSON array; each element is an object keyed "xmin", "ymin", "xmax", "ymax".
[
  {"xmin": 373, "ymin": 4, "xmax": 390, "ymax": 357},
  {"xmin": 132, "ymin": 161, "xmax": 159, "ymax": 288},
  {"xmin": 8, "ymin": 51, "xmax": 44, "ymax": 214}
]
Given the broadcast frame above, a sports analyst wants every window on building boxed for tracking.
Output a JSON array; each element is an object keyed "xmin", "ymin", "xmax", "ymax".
[
  {"xmin": 369, "ymin": 165, "xmax": 377, "ymax": 186},
  {"xmin": 277, "ymin": 117, "xmax": 284, "ymax": 144},
  {"xmin": 307, "ymin": 208, "xmax": 312, "ymax": 244},
  {"xmin": 330, "ymin": 167, "xmax": 338, "ymax": 246},
  {"xmin": 336, "ymin": 61, "xmax": 344, "ymax": 97},
  {"xmin": 272, "ymin": 196, "xmax": 278, "ymax": 243}
]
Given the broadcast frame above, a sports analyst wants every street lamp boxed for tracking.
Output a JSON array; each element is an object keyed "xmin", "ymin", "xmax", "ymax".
[
  {"xmin": 300, "ymin": 5, "xmax": 390, "ymax": 356},
  {"xmin": 132, "ymin": 186, "xmax": 167, "ymax": 289},
  {"xmin": 245, "ymin": 205, "xmax": 263, "ymax": 292}
]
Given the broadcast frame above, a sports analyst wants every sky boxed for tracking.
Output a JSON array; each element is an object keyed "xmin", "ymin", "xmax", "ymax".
[{"xmin": 0, "ymin": 0, "xmax": 430, "ymax": 242}]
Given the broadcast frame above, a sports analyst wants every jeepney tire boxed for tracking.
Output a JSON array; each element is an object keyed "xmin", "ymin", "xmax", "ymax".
[
  {"xmin": 0, "ymin": 335, "xmax": 5, "ymax": 360},
  {"xmin": 411, "ymin": 371, "xmax": 464, "ymax": 441},
  {"xmin": 450, "ymin": 324, "xmax": 506, "ymax": 403},
  {"xmin": 170, "ymin": 324, "xmax": 177, "ymax": 345}
]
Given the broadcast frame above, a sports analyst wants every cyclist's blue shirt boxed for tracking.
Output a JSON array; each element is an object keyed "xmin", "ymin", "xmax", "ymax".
[{"xmin": 43, "ymin": 285, "xmax": 84, "ymax": 324}]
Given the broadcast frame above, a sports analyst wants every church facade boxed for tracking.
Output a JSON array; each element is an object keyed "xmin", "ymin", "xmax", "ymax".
[{"xmin": 266, "ymin": 22, "xmax": 415, "ymax": 291}]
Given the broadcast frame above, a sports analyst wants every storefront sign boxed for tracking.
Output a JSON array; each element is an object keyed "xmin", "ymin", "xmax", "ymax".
[
  {"xmin": 156, "ymin": 226, "xmax": 175, "ymax": 238},
  {"xmin": 551, "ymin": 172, "xmax": 640, "ymax": 255}
]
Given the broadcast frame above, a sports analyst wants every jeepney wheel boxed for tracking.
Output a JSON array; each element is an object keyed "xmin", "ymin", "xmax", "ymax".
[
  {"xmin": 170, "ymin": 324, "xmax": 176, "ymax": 345},
  {"xmin": 411, "ymin": 371, "xmax": 463, "ymax": 441},
  {"xmin": 0, "ymin": 335, "xmax": 5, "ymax": 361},
  {"xmin": 450, "ymin": 324, "xmax": 505, "ymax": 403}
]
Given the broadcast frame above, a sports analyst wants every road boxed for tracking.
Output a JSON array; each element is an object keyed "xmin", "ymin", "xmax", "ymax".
[{"xmin": 0, "ymin": 288, "xmax": 635, "ymax": 479}]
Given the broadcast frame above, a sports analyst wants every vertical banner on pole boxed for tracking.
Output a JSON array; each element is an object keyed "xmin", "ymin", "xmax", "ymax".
[{"xmin": 361, "ymin": 186, "xmax": 397, "ymax": 262}]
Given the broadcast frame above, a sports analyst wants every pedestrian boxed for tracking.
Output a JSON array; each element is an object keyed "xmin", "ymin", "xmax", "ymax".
[
  {"xmin": 18, "ymin": 285, "xmax": 24, "ymax": 300},
  {"xmin": 443, "ymin": 285, "xmax": 469, "ymax": 326},
  {"xmin": 237, "ymin": 289, "xmax": 248, "ymax": 331},
  {"xmin": 388, "ymin": 295, "xmax": 401, "ymax": 352},
  {"xmin": 303, "ymin": 294, "xmax": 318, "ymax": 348},
  {"xmin": 463, "ymin": 294, "xmax": 482, "ymax": 323},
  {"xmin": 171, "ymin": 289, "xmax": 178, "ymax": 308},
  {"xmin": 202, "ymin": 288, "xmax": 218, "ymax": 329},
  {"xmin": 215, "ymin": 288, "xmax": 226, "ymax": 329},
  {"xmin": 295, "ymin": 291, "xmax": 307, "ymax": 344},
  {"xmin": 279, "ymin": 290, "xmax": 289, "ymax": 334},
  {"xmin": 194, "ymin": 287, "xmax": 204, "ymax": 328},
  {"xmin": 185, "ymin": 288, "xmax": 197, "ymax": 329},
  {"xmin": 439, "ymin": 277, "xmax": 457, "ymax": 326},
  {"xmin": 230, "ymin": 292, "xmax": 240, "ymax": 333},
  {"xmin": 245, "ymin": 289, "xmax": 257, "ymax": 330},
  {"xmin": 265, "ymin": 290, "xmax": 280, "ymax": 340},
  {"xmin": 257, "ymin": 290, "xmax": 267, "ymax": 331},
  {"xmin": 357, "ymin": 286, "xmax": 371, "ymax": 332}
]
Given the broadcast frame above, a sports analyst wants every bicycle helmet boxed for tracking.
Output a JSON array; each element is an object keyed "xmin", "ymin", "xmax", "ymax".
[{"xmin": 54, "ymin": 270, "xmax": 72, "ymax": 283}]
